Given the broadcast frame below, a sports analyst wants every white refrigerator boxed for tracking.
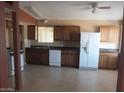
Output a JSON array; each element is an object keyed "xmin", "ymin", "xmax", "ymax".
[{"xmin": 79, "ymin": 32, "xmax": 100, "ymax": 69}]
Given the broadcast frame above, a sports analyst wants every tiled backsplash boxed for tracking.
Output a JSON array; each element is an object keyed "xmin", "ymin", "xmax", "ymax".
[{"xmin": 24, "ymin": 39, "xmax": 119, "ymax": 50}]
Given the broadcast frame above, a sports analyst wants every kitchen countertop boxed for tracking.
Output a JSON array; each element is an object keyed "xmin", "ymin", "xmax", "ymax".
[
  {"xmin": 30, "ymin": 45, "xmax": 80, "ymax": 50},
  {"xmin": 30, "ymin": 45, "xmax": 119, "ymax": 53},
  {"xmin": 100, "ymin": 49, "xmax": 119, "ymax": 53}
]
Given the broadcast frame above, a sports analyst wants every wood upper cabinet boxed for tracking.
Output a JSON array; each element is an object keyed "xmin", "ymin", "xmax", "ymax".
[
  {"xmin": 27, "ymin": 25, "xmax": 36, "ymax": 40},
  {"xmin": 99, "ymin": 51, "xmax": 118, "ymax": 69},
  {"xmin": 70, "ymin": 27, "xmax": 80, "ymax": 41},
  {"xmin": 63, "ymin": 27, "xmax": 70, "ymax": 41},
  {"xmin": 54, "ymin": 26, "xmax": 63, "ymax": 41},
  {"xmin": 25, "ymin": 48, "xmax": 49, "ymax": 65},
  {"xmin": 100, "ymin": 26, "xmax": 120, "ymax": 42},
  {"xmin": 54, "ymin": 26, "xmax": 80, "ymax": 41},
  {"xmin": 100, "ymin": 26, "xmax": 110, "ymax": 42},
  {"xmin": 61, "ymin": 49, "xmax": 79, "ymax": 67}
]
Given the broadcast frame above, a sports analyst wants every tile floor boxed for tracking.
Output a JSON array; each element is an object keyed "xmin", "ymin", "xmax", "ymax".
[{"xmin": 9, "ymin": 65, "xmax": 118, "ymax": 92}]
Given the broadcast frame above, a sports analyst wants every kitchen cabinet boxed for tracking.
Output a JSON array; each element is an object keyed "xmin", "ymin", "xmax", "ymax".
[
  {"xmin": 99, "ymin": 26, "xmax": 120, "ymax": 42},
  {"xmin": 25, "ymin": 48, "xmax": 49, "ymax": 65},
  {"xmin": 54, "ymin": 26, "xmax": 63, "ymax": 41},
  {"xmin": 100, "ymin": 26, "xmax": 110, "ymax": 42},
  {"xmin": 99, "ymin": 51, "xmax": 118, "ymax": 69},
  {"xmin": 54, "ymin": 26, "xmax": 80, "ymax": 41},
  {"xmin": 61, "ymin": 49, "xmax": 79, "ymax": 67},
  {"xmin": 63, "ymin": 28, "xmax": 70, "ymax": 41},
  {"xmin": 69, "ymin": 26, "xmax": 80, "ymax": 41},
  {"xmin": 27, "ymin": 25, "xmax": 36, "ymax": 40},
  {"xmin": 70, "ymin": 31, "xmax": 80, "ymax": 41},
  {"xmin": 99, "ymin": 53, "xmax": 108, "ymax": 68}
]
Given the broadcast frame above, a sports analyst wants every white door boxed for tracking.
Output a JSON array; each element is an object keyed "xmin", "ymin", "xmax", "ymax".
[
  {"xmin": 87, "ymin": 33, "xmax": 100, "ymax": 68},
  {"xmin": 79, "ymin": 32, "xmax": 89, "ymax": 68}
]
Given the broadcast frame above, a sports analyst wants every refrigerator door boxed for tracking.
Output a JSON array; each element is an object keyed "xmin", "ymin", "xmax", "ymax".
[
  {"xmin": 79, "ymin": 51, "xmax": 88, "ymax": 68},
  {"xmin": 80, "ymin": 32, "xmax": 89, "ymax": 52},
  {"xmin": 79, "ymin": 32, "xmax": 89, "ymax": 68},
  {"xmin": 87, "ymin": 33, "xmax": 100, "ymax": 68}
]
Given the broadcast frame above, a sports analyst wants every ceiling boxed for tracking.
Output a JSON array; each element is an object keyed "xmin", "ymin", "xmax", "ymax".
[{"xmin": 19, "ymin": 1, "xmax": 124, "ymax": 20}]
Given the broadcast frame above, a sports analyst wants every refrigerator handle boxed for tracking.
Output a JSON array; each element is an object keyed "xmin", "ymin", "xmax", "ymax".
[{"xmin": 86, "ymin": 41, "xmax": 89, "ymax": 54}]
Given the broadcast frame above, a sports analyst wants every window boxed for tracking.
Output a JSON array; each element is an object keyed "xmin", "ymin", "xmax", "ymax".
[{"xmin": 38, "ymin": 27, "xmax": 54, "ymax": 42}]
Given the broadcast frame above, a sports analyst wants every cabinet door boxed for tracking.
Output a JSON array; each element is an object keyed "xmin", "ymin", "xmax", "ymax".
[
  {"xmin": 69, "ymin": 50, "xmax": 79, "ymax": 67},
  {"xmin": 109, "ymin": 26, "xmax": 120, "ymax": 43},
  {"xmin": 54, "ymin": 26, "xmax": 80, "ymax": 41},
  {"xmin": 70, "ymin": 26, "xmax": 80, "ymax": 41},
  {"xmin": 63, "ymin": 27, "xmax": 70, "ymax": 41},
  {"xmin": 41, "ymin": 50, "xmax": 49, "ymax": 65},
  {"xmin": 99, "ymin": 52, "xmax": 118, "ymax": 69},
  {"xmin": 100, "ymin": 26, "xmax": 110, "ymax": 42},
  {"xmin": 107, "ymin": 53, "xmax": 118, "ymax": 69},
  {"xmin": 54, "ymin": 26, "xmax": 63, "ymax": 41},
  {"xmin": 100, "ymin": 26, "xmax": 120, "ymax": 43},
  {"xmin": 61, "ymin": 50, "xmax": 79, "ymax": 67},
  {"xmin": 25, "ymin": 48, "xmax": 42, "ymax": 64},
  {"xmin": 99, "ymin": 53, "xmax": 108, "ymax": 69},
  {"xmin": 28, "ymin": 25, "xmax": 35, "ymax": 40},
  {"xmin": 25, "ymin": 48, "xmax": 31, "ymax": 64},
  {"xmin": 61, "ymin": 50, "xmax": 70, "ymax": 66},
  {"xmin": 70, "ymin": 31, "xmax": 80, "ymax": 41}
]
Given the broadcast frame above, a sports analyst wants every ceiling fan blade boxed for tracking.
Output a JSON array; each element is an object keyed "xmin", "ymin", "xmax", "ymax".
[
  {"xmin": 72, "ymin": 1, "xmax": 97, "ymax": 6},
  {"xmin": 24, "ymin": 6, "xmax": 41, "ymax": 18},
  {"xmin": 98, "ymin": 6, "xmax": 111, "ymax": 9},
  {"xmin": 80, "ymin": 7, "xmax": 91, "ymax": 10}
]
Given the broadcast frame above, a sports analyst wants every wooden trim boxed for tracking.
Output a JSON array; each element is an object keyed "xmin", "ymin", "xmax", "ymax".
[
  {"xmin": 116, "ymin": 29, "xmax": 124, "ymax": 91},
  {"xmin": 12, "ymin": 2, "xmax": 22, "ymax": 90},
  {"xmin": 116, "ymin": 9, "xmax": 124, "ymax": 91},
  {"xmin": 0, "ymin": 2, "xmax": 9, "ymax": 88}
]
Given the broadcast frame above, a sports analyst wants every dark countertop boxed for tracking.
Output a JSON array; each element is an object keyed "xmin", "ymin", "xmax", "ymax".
[
  {"xmin": 100, "ymin": 49, "xmax": 119, "ymax": 53},
  {"xmin": 30, "ymin": 45, "xmax": 120, "ymax": 53},
  {"xmin": 30, "ymin": 45, "xmax": 80, "ymax": 50}
]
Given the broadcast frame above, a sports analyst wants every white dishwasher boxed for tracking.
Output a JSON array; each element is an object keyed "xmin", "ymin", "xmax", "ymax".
[{"xmin": 49, "ymin": 50, "xmax": 61, "ymax": 67}]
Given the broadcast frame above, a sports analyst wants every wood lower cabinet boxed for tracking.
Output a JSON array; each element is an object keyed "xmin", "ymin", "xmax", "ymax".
[
  {"xmin": 25, "ymin": 48, "xmax": 49, "ymax": 65},
  {"xmin": 99, "ymin": 51, "xmax": 118, "ymax": 69},
  {"xmin": 61, "ymin": 49, "xmax": 79, "ymax": 67}
]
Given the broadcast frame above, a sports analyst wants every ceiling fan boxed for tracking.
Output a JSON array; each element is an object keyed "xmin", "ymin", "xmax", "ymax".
[
  {"xmin": 24, "ymin": 6, "xmax": 47, "ymax": 23},
  {"xmin": 80, "ymin": 2, "xmax": 111, "ymax": 13}
]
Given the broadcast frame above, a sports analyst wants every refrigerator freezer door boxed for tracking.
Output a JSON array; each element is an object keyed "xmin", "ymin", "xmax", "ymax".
[
  {"xmin": 79, "ymin": 32, "xmax": 89, "ymax": 68},
  {"xmin": 87, "ymin": 33, "xmax": 100, "ymax": 68},
  {"xmin": 80, "ymin": 32, "xmax": 89, "ymax": 52}
]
